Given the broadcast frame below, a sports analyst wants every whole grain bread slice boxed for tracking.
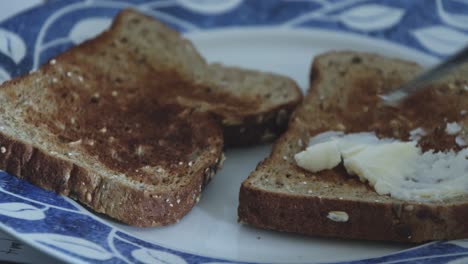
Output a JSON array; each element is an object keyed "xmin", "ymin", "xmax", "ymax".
[
  {"xmin": 100, "ymin": 9, "xmax": 302, "ymax": 146},
  {"xmin": 238, "ymin": 51, "xmax": 468, "ymax": 242},
  {"xmin": 0, "ymin": 9, "xmax": 301, "ymax": 227}
]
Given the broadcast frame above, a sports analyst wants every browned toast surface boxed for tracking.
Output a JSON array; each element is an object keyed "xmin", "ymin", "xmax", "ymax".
[
  {"xmin": 0, "ymin": 9, "xmax": 301, "ymax": 226},
  {"xmin": 100, "ymin": 9, "xmax": 302, "ymax": 146},
  {"xmin": 239, "ymin": 51, "xmax": 468, "ymax": 242}
]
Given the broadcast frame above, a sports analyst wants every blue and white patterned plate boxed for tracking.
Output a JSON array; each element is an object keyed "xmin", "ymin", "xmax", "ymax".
[{"xmin": 0, "ymin": 0, "xmax": 468, "ymax": 263}]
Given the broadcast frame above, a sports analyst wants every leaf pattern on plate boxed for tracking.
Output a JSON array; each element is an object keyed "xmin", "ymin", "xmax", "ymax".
[
  {"xmin": 437, "ymin": 0, "xmax": 468, "ymax": 30},
  {"xmin": 447, "ymin": 240, "xmax": 468, "ymax": 248},
  {"xmin": 131, "ymin": 248, "xmax": 187, "ymax": 264},
  {"xmin": 0, "ymin": 203, "xmax": 45, "ymax": 220},
  {"xmin": 69, "ymin": 17, "xmax": 112, "ymax": 45},
  {"xmin": 446, "ymin": 256, "xmax": 468, "ymax": 264},
  {"xmin": 177, "ymin": 0, "xmax": 243, "ymax": 14},
  {"xmin": 412, "ymin": 25, "xmax": 468, "ymax": 55},
  {"xmin": 0, "ymin": 28, "xmax": 26, "ymax": 64},
  {"xmin": 25, "ymin": 234, "xmax": 114, "ymax": 261},
  {"xmin": 339, "ymin": 4, "xmax": 404, "ymax": 31}
]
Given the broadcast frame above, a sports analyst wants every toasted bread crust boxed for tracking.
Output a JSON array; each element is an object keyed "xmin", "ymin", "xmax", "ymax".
[
  {"xmin": 239, "ymin": 51, "xmax": 468, "ymax": 242},
  {"xmin": 239, "ymin": 165, "xmax": 468, "ymax": 243},
  {"xmin": 0, "ymin": 126, "xmax": 223, "ymax": 227}
]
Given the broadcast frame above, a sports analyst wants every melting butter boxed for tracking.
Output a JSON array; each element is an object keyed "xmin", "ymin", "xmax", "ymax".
[{"xmin": 294, "ymin": 132, "xmax": 468, "ymax": 201}]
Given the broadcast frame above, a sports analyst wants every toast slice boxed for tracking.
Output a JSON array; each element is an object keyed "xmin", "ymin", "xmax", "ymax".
[
  {"xmin": 0, "ymin": 9, "xmax": 300, "ymax": 227},
  {"xmin": 94, "ymin": 9, "xmax": 302, "ymax": 147},
  {"xmin": 238, "ymin": 51, "xmax": 468, "ymax": 242}
]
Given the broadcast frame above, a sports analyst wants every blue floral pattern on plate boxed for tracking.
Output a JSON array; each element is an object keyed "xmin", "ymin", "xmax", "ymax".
[{"xmin": 0, "ymin": 0, "xmax": 467, "ymax": 263}]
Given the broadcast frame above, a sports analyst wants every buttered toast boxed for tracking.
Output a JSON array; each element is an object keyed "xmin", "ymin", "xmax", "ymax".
[{"xmin": 238, "ymin": 51, "xmax": 468, "ymax": 242}]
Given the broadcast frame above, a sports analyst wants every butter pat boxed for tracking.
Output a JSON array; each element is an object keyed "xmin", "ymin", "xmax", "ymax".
[
  {"xmin": 343, "ymin": 141, "xmax": 420, "ymax": 195},
  {"xmin": 294, "ymin": 140, "xmax": 341, "ymax": 173},
  {"xmin": 295, "ymin": 132, "xmax": 468, "ymax": 202}
]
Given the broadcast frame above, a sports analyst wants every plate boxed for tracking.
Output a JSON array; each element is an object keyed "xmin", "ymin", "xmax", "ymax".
[{"xmin": 0, "ymin": 1, "xmax": 467, "ymax": 263}]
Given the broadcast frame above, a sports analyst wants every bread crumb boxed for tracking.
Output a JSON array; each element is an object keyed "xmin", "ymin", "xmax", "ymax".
[
  {"xmin": 52, "ymin": 77, "xmax": 58, "ymax": 83},
  {"xmin": 165, "ymin": 198, "xmax": 170, "ymax": 203},
  {"xmin": 100, "ymin": 127, "xmax": 107, "ymax": 133},
  {"xmin": 66, "ymin": 72, "xmax": 73, "ymax": 77},
  {"xmin": 461, "ymin": 110, "xmax": 467, "ymax": 115},
  {"xmin": 112, "ymin": 90, "xmax": 118, "ymax": 97},
  {"xmin": 188, "ymin": 161, "xmax": 193, "ymax": 167},
  {"xmin": 156, "ymin": 168, "xmax": 163, "ymax": 173},
  {"xmin": 282, "ymin": 156, "xmax": 288, "ymax": 160},
  {"xmin": 327, "ymin": 211, "xmax": 349, "ymax": 222},
  {"xmin": 336, "ymin": 123, "xmax": 346, "ymax": 131},
  {"xmin": 78, "ymin": 76, "xmax": 84, "ymax": 82},
  {"xmin": 298, "ymin": 139, "xmax": 303, "ymax": 147},
  {"xmin": 178, "ymin": 161, "xmax": 183, "ymax": 166},
  {"xmin": 169, "ymin": 203, "xmax": 173, "ymax": 207},
  {"xmin": 0, "ymin": 147, "xmax": 6, "ymax": 153},
  {"xmin": 86, "ymin": 193, "xmax": 92, "ymax": 202},
  {"xmin": 307, "ymin": 190, "xmax": 312, "ymax": 193},
  {"xmin": 302, "ymin": 181, "xmax": 307, "ymax": 185},
  {"xmin": 176, "ymin": 199, "xmax": 181, "ymax": 204},
  {"xmin": 464, "ymin": 85, "xmax": 468, "ymax": 91},
  {"xmin": 50, "ymin": 59, "xmax": 56, "ymax": 65}
]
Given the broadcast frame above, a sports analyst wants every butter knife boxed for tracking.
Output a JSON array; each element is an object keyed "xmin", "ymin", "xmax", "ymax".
[{"xmin": 380, "ymin": 44, "xmax": 468, "ymax": 106}]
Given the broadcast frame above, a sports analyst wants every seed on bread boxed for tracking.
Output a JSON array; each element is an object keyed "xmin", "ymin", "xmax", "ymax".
[{"xmin": 327, "ymin": 211, "xmax": 349, "ymax": 222}]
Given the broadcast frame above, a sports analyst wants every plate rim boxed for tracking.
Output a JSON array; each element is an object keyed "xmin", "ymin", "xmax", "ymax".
[{"xmin": 0, "ymin": 1, "xmax": 466, "ymax": 263}]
